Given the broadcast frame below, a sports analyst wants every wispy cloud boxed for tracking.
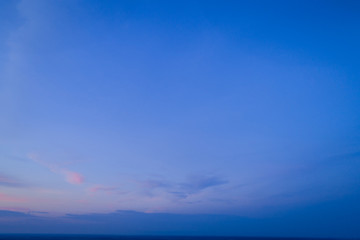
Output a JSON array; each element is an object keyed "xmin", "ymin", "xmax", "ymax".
[
  {"xmin": 0, "ymin": 207, "xmax": 30, "ymax": 213},
  {"xmin": 0, "ymin": 193, "xmax": 26, "ymax": 203},
  {"xmin": 140, "ymin": 179, "xmax": 171, "ymax": 189},
  {"xmin": 180, "ymin": 175, "xmax": 228, "ymax": 194},
  {"xmin": 139, "ymin": 175, "xmax": 228, "ymax": 200},
  {"xmin": 0, "ymin": 210, "xmax": 31, "ymax": 218},
  {"xmin": 0, "ymin": 174, "xmax": 26, "ymax": 188},
  {"xmin": 64, "ymin": 171, "xmax": 84, "ymax": 185},
  {"xmin": 27, "ymin": 153, "xmax": 85, "ymax": 185},
  {"xmin": 88, "ymin": 185, "xmax": 119, "ymax": 194}
]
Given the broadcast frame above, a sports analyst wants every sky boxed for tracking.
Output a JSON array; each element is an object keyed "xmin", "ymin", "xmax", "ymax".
[{"xmin": 0, "ymin": 0, "xmax": 360, "ymax": 237}]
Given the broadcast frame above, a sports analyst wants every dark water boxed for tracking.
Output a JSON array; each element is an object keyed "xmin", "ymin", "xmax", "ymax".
[{"xmin": 0, "ymin": 236, "xmax": 336, "ymax": 240}]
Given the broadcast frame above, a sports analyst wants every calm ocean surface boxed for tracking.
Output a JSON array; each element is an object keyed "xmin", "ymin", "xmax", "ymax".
[{"xmin": 0, "ymin": 236, "xmax": 336, "ymax": 240}]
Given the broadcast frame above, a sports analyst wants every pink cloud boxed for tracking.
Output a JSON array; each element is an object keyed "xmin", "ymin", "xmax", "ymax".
[
  {"xmin": 0, "ymin": 193, "xmax": 26, "ymax": 203},
  {"xmin": 64, "ymin": 171, "xmax": 84, "ymax": 185},
  {"xmin": 28, "ymin": 153, "xmax": 85, "ymax": 185}
]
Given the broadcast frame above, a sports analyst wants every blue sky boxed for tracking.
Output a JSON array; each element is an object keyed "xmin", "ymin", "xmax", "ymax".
[{"xmin": 0, "ymin": 0, "xmax": 360, "ymax": 237}]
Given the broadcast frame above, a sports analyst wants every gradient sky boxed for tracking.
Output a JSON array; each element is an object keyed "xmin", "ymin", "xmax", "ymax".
[{"xmin": 1, "ymin": 0, "xmax": 360, "ymax": 237}]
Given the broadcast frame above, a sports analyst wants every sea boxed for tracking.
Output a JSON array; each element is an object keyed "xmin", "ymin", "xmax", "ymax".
[{"xmin": 0, "ymin": 236, "xmax": 338, "ymax": 240}]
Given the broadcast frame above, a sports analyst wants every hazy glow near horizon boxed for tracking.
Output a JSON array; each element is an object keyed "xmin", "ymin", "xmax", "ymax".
[{"xmin": 0, "ymin": 1, "xmax": 360, "ymax": 236}]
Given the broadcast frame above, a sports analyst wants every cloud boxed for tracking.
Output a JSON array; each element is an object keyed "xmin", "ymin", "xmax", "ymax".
[
  {"xmin": 0, "ymin": 210, "xmax": 31, "ymax": 218},
  {"xmin": 27, "ymin": 153, "xmax": 85, "ymax": 185},
  {"xmin": 64, "ymin": 171, "xmax": 84, "ymax": 185},
  {"xmin": 139, "ymin": 175, "xmax": 228, "ymax": 200},
  {"xmin": 167, "ymin": 175, "xmax": 228, "ymax": 199},
  {"xmin": 180, "ymin": 175, "xmax": 228, "ymax": 194},
  {"xmin": 88, "ymin": 185, "xmax": 118, "ymax": 194},
  {"xmin": 0, "ymin": 207, "xmax": 30, "ymax": 212},
  {"xmin": 29, "ymin": 211, "xmax": 49, "ymax": 215},
  {"xmin": 0, "ymin": 174, "xmax": 25, "ymax": 188},
  {"xmin": 0, "ymin": 193, "xmax": 26, "ymax": 203},
  {"xmin": 1, "ymin": 204, "xmax": 360, "ymax": 238},
  {"xmin": 140, "ymin": 180, "xmax": 171, "ymax": 189}
]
